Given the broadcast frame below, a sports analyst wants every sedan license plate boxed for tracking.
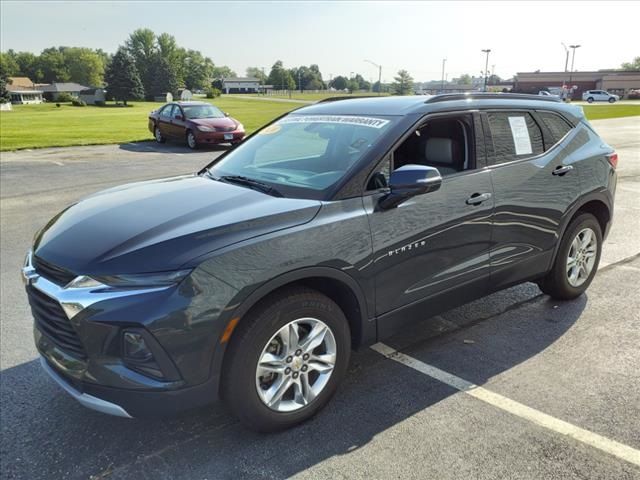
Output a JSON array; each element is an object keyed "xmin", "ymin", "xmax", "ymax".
[{"xmin": 224, "ymin": 133, "xmax": 234, "ymax": 140}]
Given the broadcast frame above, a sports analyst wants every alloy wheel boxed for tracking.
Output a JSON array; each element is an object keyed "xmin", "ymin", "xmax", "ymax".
[
  {"xmin": 566, "ymin": 227, "xmax": 597, "ymax": 287},
  {"xmin": 255, "ymin": 317, "xmax": 336, "ymax": 412}
]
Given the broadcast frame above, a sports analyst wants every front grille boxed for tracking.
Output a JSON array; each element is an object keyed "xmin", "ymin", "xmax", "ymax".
[
  {"xmin": 33, "ymin": 256, "xmax": 76, "ymax": 286},
  {"xmin": 216, "ymin": 126, "xmax": 235, "ymax": 132},
  {"xmin": 27, "ymin": 286, "xmax": 86, "ymax": 359}
]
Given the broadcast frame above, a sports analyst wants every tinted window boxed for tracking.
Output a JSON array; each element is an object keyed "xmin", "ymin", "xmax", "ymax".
[
  {"xmin": 538, "ymin": 111, "xmax": 573, "ymax": 145},
  {"xmin": 486, "ymin": 112, "xmax": 544, "ymax": 165}
]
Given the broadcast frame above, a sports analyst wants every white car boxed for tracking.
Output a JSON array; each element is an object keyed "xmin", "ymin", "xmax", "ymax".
[{"xmin": 582, "ymin": 90, "xmax": 620, "ymax": 103}]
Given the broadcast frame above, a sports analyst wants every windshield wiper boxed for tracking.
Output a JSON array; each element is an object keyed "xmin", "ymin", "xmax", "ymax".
[{"xmin": 215, "ymin": 175, "xmax": 284, "ymax": 197}]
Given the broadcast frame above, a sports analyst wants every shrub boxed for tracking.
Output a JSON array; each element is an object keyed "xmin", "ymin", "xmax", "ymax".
[
  {"xmin": 56, "ymin": 103, "xmax": 61, "ymax": 108},
  {"xmin": 56, "ymin": 92, "xmax": 74, "ymax": 102},
  {"xmin": 71, "ymin": 99, "xmax": 87, "ymax": 107},
  {"xmin": 205, "ymin": 87, "xmax": 221, "ymax": 98},
  {"xmin": 94, "ymin": 100, "xmax": 106, "ymax": 106}
]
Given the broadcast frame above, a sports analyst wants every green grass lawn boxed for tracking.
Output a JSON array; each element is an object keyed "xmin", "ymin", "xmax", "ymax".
[
  {"xmin": 0, "ymin": 98, "xmax": 299, "ymax": 151},
  {"xmin": 580, "ymin": 104, "xmax": 640, "ymax": 121},
  {"xmin": 0, "ymin": 97, "xmax": 637, "ymax": 152},
  {"xmin": 241, "ymin": 92, "xmax": 390, "ymax": 102}
]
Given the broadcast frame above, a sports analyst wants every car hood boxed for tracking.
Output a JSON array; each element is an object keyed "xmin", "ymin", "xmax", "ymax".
[
  {"xmin": 34, "ymin": 175, "xmax": 321, "ymax": 276},
  {"xmin": 190, "ymin": 117, "xmax": 238, "ymax": 129}
]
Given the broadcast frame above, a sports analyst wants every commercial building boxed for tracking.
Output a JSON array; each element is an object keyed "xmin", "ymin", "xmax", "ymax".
[{"xmin": 514, "ymin": 70, "xmax": 640, "ymax": 99}]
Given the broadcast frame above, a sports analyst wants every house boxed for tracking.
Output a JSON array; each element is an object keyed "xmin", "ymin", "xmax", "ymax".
[
  {"xmin": 221, "ymin": 77, "xmax": 261, "ymax": 94},
  {"xmin": 514, "ymin": 70, "xmax": 640, "ymax": 99},
  {"xmin": 78, "ymin": 88, "xmax": 107, "ymax": 105},
  {"xmin": 6, "ymin": 77, "xmax": 43, "ymax": 104},
  {"xmin": 40, "ymin": 82, "xmax": 90, "ymax": 101}
]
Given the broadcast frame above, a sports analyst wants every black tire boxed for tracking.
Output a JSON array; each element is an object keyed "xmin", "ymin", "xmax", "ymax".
[
  {"xmin": 154, "ymin": 125, "xmax": 165, "ymax": 143},
  {"xmin": 587, "ymin": 97, "xmax": 594, "ymax": 103},
  {"xmin": 221, "ymin": 287, "xmax": 351, "ymax": 432},
  {"xmin": 608, "ymin": 97, "xmax": 616, "ymax": 103},
  {"xmin": 538, "ymin": 213, "xmax": 602, "ymax": 300},
  {"xmin": 186, "ymin": 130, "xmax": 198, "ymax": 149}
]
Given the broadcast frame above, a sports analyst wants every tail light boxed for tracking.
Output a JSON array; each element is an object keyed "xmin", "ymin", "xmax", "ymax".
[{"xmin": 606, "ymin": 152, "xmax": 618, "ymax": 169}]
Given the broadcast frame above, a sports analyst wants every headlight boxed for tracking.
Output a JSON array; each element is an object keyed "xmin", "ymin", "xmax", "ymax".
[
  {"xmin": 236, "ymin": 123, "xmax": 244, "ymax": 131},
  {"xmin": 197, "ymin": 125, "xmax": 215, "ymax": 132},
  {"xmin": 66, "ymin": 269, "xmax": 192, "ymax": 289}
]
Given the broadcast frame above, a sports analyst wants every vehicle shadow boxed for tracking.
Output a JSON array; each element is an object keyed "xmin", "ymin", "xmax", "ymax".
[
  {"xmin": 0, "ymin": 283, "xmax": 586, "ymax": 480},
  {"xmin": 118, "ymin": 141, "xmax": 231, "ymax": 155}
]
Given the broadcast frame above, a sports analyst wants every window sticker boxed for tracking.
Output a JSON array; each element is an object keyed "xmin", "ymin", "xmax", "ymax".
[
  {"xmin": 278, "ymin": 115, "xmax": 390, "ymax": 129},
  {"xmin": 508, "ymin": 116, "xmax": 533, "ymax": 155}
]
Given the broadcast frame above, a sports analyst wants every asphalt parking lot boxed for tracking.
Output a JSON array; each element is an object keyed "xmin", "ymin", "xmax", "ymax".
[{"xmin": 1, "ymin": 117, "xmax": 639, "ymax": 479}]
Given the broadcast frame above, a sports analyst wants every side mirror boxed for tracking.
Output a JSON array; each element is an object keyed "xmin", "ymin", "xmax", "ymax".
[
  {"xmin": 224, "ymin": 112, "xmax": 230, "ymax": 117},
  {"xmin": 175, "ymin": 115, "xmax": 184, "ymax": 121},
  {"xmin": 379, "ymin": 165, "xmax": 442, "ymax": 210}
]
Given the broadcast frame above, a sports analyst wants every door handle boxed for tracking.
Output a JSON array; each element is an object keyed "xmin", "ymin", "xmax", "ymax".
[
  {"xmin": 465, "ymin": 192, "xmax": 492, "ymax": 205},
  {"xmin": 552, "ymin": 165, "xmax": 574, "ymax": 176}
]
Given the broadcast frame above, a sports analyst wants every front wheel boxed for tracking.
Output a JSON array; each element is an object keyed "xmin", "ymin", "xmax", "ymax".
[
  {"xmin": 538, "ymin": 213, "xmax": 602, "ymax": 300},
  {"xmin": 186, "ymin": 130, "xmax": 198, "ymax": 149},
  {"xmin": 608, "ymin": 97, "xmax": 616, "ymax": 103},
  {"xmin": 221, "ymin": 288, "xmax": 351, "ymax": 432},
  {"xmin": 154, "ymin": 126, "xmax": 165, "ymax": 143}
]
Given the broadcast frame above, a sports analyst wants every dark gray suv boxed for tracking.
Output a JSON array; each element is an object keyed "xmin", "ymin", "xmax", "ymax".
[{"xmin": 23, "ymin": 93, "xmax": 617, "ymax": 431}]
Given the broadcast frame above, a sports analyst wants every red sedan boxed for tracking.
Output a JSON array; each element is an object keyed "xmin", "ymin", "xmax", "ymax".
[{"xmin": 148, "ymin": 101, "xmax": 245, "ymax": 149}]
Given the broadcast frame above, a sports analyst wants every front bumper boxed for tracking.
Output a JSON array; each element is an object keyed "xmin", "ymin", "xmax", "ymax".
[
  {"xmin": 194, "ymin": 130, "xmax": 245, "ymax": 144},
  {"xmin": 24, "ymin": 252, "xmax": 240, "ymax": 417}
]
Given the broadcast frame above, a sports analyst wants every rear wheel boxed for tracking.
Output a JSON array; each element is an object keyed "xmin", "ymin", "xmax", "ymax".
[
  {"xmin": 221, "ymin": 288, "xmax": 351, "ymax": 432},
  {"xmin": 538, "ymin": 213, "xmax": 602, "ymax": 300},
  {"xmin": 587, "ymin": 97, "xmax": 594, "ymax": 103},
  {"xmin": 186, "ymin": 130, "xmax": 198, "ymax": 149},
  {"xmin": 154, "ymin": 126, "xmax": 165, "ymax": 143}
]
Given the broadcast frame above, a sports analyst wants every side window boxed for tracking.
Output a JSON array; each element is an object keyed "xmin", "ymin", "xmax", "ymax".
[
  {"xmin": 172, "ymin": 106, "xmax": 183, "ymax": 119},
  {"xmin": 160, "ymin": 105, "xmax": 173, "ymax": 119},
  {"xmin": 366, "ymin": 154, "xmax": 392, "ymax": 191},
  {"xmin": 486, "ymin": 111, "xmax": 544, "ymax": 165},
  {"xmin": 537, "ymin": 111, "xmax": 573, "ymax": 146}
]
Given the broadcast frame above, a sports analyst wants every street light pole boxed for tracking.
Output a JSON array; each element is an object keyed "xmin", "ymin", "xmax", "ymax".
[
  {"xmin": 568, "ymin": 44, "xmax": 581, "ymax": 99},
  {"xmin": 365, "ymin": 59, "xmax": 382, "ymax": 96},
  {"xmin": 481, "ymin": 49, "xmax": 491, "ymax": 92},
  {"xmin": 561, "ymin": 43, "xmax": 569, "ymax": 72},
  {"xmin": 441, "ymin": 58, "xmax": 447, "ymax": 93}
]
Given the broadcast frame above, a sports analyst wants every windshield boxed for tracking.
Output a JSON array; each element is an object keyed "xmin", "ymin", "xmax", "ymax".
[
  {"xmin": 208, "ymin": 114, "xmax": 397, "ymax": 199},
  {"xmin": 183, "ymin": 104, "xmax": 225, "ymax": 119}
]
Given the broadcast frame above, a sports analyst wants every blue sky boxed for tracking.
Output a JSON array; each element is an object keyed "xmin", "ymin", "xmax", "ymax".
[{"xmin": 1, "ymin": 1, "xmax": 638, "ymax": 82}]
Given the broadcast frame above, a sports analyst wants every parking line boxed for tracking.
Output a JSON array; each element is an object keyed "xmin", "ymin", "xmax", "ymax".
[{"xmin": 371, "ymin": 342, "xmax": 640, "ymax": 467}]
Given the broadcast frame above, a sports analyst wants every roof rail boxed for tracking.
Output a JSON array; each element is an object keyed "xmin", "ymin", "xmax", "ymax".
[
  {"xmin": 317, "ymin": 95, "xmax": 377, "ymax": 103},
  {"xmin": 425, "ymin": 92, "xmax": 562, "ymax": 104}
]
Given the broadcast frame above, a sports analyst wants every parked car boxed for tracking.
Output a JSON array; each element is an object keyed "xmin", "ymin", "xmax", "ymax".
[
  {"xmin": 581, "ymin": 90, "xmax": 620, "ymax": 103},
  {"xmin": 25, "ymin": 93, "xmax": 617, "ymax": 432},
  {"xmin": 148, "ymin": 101, "xmax": 245, "ymax": 149},
  {"xmin": 627, "ymin": 89, "xmax": 640, "ymax": 100}
]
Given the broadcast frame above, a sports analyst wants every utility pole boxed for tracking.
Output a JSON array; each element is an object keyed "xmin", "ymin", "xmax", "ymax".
[
  {"xmin": 298, "ymin": 70, "xmax": 302, "ymax": 94},
  {"xmin": 481, "ymin": 49, "xmax": 491, "ymax": 92},
  {"xmin": 441, "ymin": 58, "xmax": 447, "ymax": 93},
  {"xmin": 561, "ymin": 43, "xmax": 569, "ymax": 72},
  {"xmin": 365, "ymin": 59, "xmax": 382, "ymax": 96}
]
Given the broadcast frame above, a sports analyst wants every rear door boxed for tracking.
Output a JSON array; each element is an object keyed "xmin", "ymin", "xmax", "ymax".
[{"xmin": 483, "ymin": 109, "xmax": 580, "ymax": 288}]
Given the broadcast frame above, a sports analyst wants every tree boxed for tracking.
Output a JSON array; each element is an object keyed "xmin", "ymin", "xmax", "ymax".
[
  {"xmin": 125, "ymin": 28, "xmax": 157, "ymax": 96},
  {"xmin": 183, "ymin": 50, "xmax": 214, "ymax": 90},
  {"xmin": 246, "ymin": 66, "xmax": 267, "ymax": 84},
  {"xmin": 0, "ymin": 72, "xmax": 11, "ymax": 103},
  {"xmin": 104, "ymin": 47, "xmax": 144, "ymax": 105},
  {"xmin": 347, "ymin": 78, "xmax": 360, "ymax": 93},
  {"xmin": 267, "ymin": 61, "xmax": 294, "ymax": 90},
  {"xmin": 211, "ymin": 65, "xmax": 236, "ymax": 80},
  {"xmin": 392, "ymin": 69, "xmax": 414, "ymax": 95},
  {"xmin": 64, "ymin": 47, "xmax": 105, "ymax": 86},
  {"xmin": 38, "ymin": 47, "xmax": 70, "ymax": 83},
  {"xmin": 620, "ymin": 57, "xmax": 640, "ymax": 71},
  {"xmin": 330, "ymin": 75, "xmax": 348, "ymax": 91},
  {"xmin": 456, "ymin": 74, "xmax": 472, "ymax": 85},
  {"xmin": 12, "ymin": 51, "xmax": 42, "ymax": 82},
  {"xmin": 246, "ymin": 67, "xmax": 267, "ymax": 84},
  {"xmin": 149, "ymin": 55, "xmax": 179, "ymax": 97},
  {"xmin": 0, "ymin": 52, "xmax": 19, "ymax": 77}
]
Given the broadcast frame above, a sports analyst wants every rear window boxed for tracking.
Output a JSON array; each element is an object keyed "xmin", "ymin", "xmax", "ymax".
[
  {"xmin": 486, "ymin": 112, "xmax": 544, "ymax": 165},
  {"xmin": 538, "ymin": 111, "xmax": 573, "ymax": 145}
]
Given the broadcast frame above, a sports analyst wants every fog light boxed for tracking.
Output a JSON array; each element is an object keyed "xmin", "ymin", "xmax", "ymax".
[{"xmin": 123, "ymin": 331, "xmax": 153, "ymax": 362}]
